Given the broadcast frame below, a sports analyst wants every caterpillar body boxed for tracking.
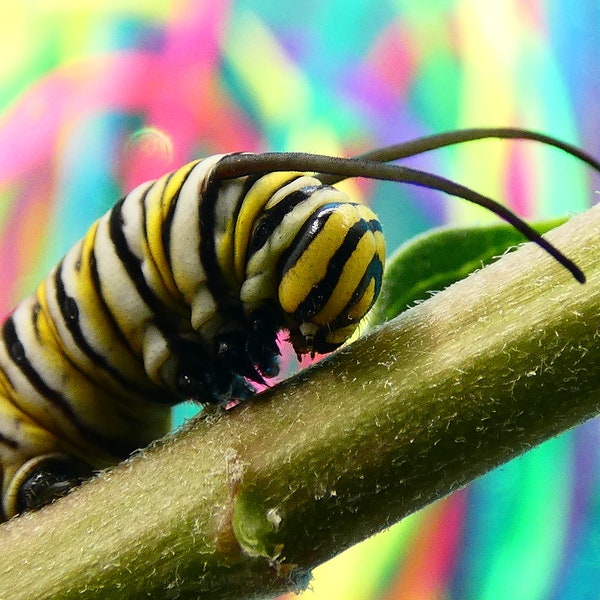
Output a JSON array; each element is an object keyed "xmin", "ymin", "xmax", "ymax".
[{"xmin": 0, "ymin": 128, "xmax": 598, "ymax": 520}]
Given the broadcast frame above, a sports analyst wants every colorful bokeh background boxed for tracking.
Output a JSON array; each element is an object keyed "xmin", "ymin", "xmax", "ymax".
[{"xmin": 0, "ymin": 1, "xmax": 599, "ymax": 598}]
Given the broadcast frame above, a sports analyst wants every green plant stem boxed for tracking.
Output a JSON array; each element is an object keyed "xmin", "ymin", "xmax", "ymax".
[{"xmin": 0, "ymin": 205, "xmax": 599, "ymax": 599}]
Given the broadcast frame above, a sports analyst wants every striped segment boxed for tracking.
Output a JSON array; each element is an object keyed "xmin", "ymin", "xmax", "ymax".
[{"xmin": 276, "ymin": 201, "xmax": 385, "ymax": 353}]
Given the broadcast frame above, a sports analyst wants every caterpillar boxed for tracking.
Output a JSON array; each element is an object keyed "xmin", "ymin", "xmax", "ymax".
[{"xmin": 1, "ymin": 127, "xmax": 598, "ymax": 521}]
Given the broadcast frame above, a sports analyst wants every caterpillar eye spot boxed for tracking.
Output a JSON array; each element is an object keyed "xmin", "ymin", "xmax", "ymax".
[
  {"xmin": 249, "ymin": 220, "xmax": 272, "ymax": 254},
  {"xmin": 63, "ymin": 297, "xmax": 79, "ymax": 322}
]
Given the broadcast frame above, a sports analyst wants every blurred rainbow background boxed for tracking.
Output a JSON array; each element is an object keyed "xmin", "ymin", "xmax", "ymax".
[{"xmin": 0, "ymin": 1, "xmax": 599, "ymax": 598}]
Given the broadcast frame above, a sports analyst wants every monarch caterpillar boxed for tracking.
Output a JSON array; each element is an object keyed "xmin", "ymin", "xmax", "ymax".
[{"xmin": 1, "ymin": 127, "xmax": 598, "ymax": 521}]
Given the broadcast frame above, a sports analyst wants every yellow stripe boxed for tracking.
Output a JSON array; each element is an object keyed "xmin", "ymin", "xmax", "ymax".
[
  {"xmin": 0, "ymin": 366, "xmax": 15, "ymax": 401},
  {"xmin": 35, "ymin": 279, "xmax": 62, "ymax": 349},
  {"xmin": 346, "ymin": 228, "xmax": 386, "ymax": 323},
  {"xmin": 233, "ymin": 171, "xmax": 302, "ymax": 283},
  {"xmin": 278, "ymin": 209, "xmax": 352, "ymax": 314},
  {"xmin": 146, "ymin": 161, "xmax": 201, "ymax": 300},
  {"xmin": 347, "ymin": 277, "xmax": 377, "ymax": 322},
  {"xmin": 76, "ymin": 222, "xmax": 146, "ymax": 378},
  {"xmin": 325, "ymin": 323, "xmax": 361, "ymax": 347},
  {"xmin": 312, "ymin": 232, "xmax": 379, "ymax": 327},
  {"xmin": 214, "ymin": 178, "xmax": 247, "ymax": 290},
  {"xmin": 35, "ymin": 286, "xmax": 72, "ymax": 359}
]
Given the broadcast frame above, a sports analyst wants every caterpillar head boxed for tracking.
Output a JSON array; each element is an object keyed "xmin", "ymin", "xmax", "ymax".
[
  {"xmin": 240, "ymin": 181, "xmax": 385, "ymax": 357},
  {"xmin": 226, "ymin": 126, "xmax": 591, "ymax": 360},
  {"xmin": 277, "ymin": 201, "xmax": 384, "ymax": 355}
]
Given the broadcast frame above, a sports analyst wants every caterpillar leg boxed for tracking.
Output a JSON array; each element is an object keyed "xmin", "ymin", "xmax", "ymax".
[
  {"xmin": 215, "ymin": 330, "xmax": 279, "ymax": 383},
  {"xmin": 6, "ymin": 454, "xmax": 94, "ymax": 518},
  {"xmin": 212, "ymin": 310, "xmax": 283, "ymax": 388},
  {"xmin": 176, "ymin": 359, "xmax": 257, "ymax": 404},
  {"xmin": 174, "ymin": 308, "xmax": 282, "ymax": 405},
  {"xmin": 175, "ymin": 332, "xmax": 279, "ymax": 404}
]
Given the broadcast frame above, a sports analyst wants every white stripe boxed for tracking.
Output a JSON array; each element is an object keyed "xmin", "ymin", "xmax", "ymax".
[{"xmin": 169, "ymin": 156, "xmax": 224, "ymax": 330}]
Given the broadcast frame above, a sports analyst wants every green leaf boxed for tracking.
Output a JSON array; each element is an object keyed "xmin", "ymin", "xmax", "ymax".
[{"xmin": 370, "ymin": 218, "xmax": 568, "ymax": 325}]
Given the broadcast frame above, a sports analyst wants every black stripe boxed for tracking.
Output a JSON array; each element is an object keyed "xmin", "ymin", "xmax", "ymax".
[
  {"xmin": 289, "ymin": 216, "xmax": 372, "ymax": 321},
  {"xmin": 2, "ymin": 316, "xmax": 134, "ymax": 459},
  {"xmin": 31, "ymin": 301, "xmax": 43, "ymax": 343},
  {"xmin": 0, "ymin": 430, "xmax": 19, "ymax": 450},
  {"xmin": 309, "ymin": 253, "xmax": 384, "ymax": 355},
  {"xmin": 88, "ymin": 242, "xmax": 139, "ymax": 358},
  {"xmin": 161, "ymin": 161, "xmax": 242, "ymax": 303},
  {"xmin": 329, "ymin": 254, "xmax": 384, "ymax": 330},
  {"xmin": 109, "ymin": 197, "xmax": 177, "ymax": 333},
  {"xmin": 53, "ymin": 262, "xmax": 155, "ymax": 397},
  {"xmin": 277, "ymin": 202, "xmax": 339, "ymax": 282},
  {"xmin": 141, "ymin": 190, "xmax": 166, "ymax": 295},
  {"xmin": 246, "ymin": 185, "xmax": 318, "ymax": 258},
  {"xmin": 368, "ymin": 217, "xmax": 383, "ymax": 233},
  {"xmin": 199, "ymin": 168, "xmax": 265, "ymax": 308},
  {"xmin": 158, "ymin": 172, "xmax": 181, "ymax": 280}
]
